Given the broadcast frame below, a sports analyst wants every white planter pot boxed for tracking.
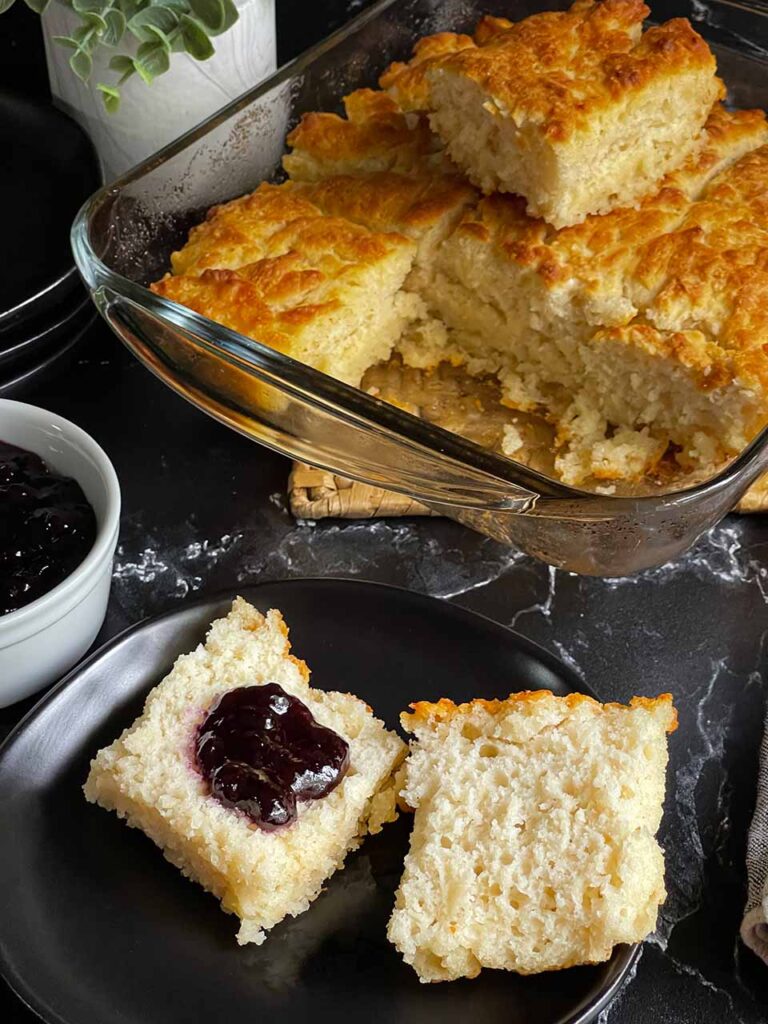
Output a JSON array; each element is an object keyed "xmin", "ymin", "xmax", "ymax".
[{"xmin": 42, "ymin": 0, "xmax": 276, "ymax": 182}]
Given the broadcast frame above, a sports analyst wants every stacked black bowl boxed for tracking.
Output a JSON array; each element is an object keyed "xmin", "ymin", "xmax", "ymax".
[{"xmin": 0, "ymin": 91, "xmax": 101, "ymax": 395}]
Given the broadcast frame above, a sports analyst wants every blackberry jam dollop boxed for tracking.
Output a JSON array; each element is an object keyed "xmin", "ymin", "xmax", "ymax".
[
  {"xmin": 0, "ymin": 440, "xmax": 97, "ymax": 616},
  {"xmin": 195, "ymin": 683, "xmax": 350, "ymax": 831}
]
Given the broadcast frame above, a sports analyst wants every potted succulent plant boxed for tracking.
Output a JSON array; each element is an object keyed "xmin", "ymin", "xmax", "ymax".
[{"xmin": 1, "ymin": 0, "xmax": 276, "ymax": 180}]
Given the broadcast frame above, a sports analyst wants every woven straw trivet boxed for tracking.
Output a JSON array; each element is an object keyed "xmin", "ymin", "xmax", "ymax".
[
  {"xmin": 289, "ymin": 462, "xmax": 768, "ymax": 519},
  {"xmin": 289, "ymin": 463, "xmax": 435, "ymax": 518}
]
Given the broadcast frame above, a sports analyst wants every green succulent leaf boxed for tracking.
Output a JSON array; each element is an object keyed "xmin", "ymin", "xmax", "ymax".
[
  {"xmin": 69, "ymin": 48, "xmax": 93, "ymax": 83},
  {"xmin": 97, "ymin": 83, "xmax": 121, "ymax": 113},
  {"xmin": 52, "ymin": 35, "xmax": 79, "ymax": 49},
  {"xmin": 134, "ymin": 39, "xmax": 171, "ymax": 84},
  {"xmin": 80, "ymin": 10, "xmax": 108, "ymax": 33},
  {"xmin": 72, "ymin": 0, "xmax": 108, "ymax": 13},
  {"xmin": 207, "ymin": 0, "xmax": 237, "ymax": 37},
  {"xmin": 71, "ymin": 23, "xmax": 99, "ymax": 51},
  {"xmin": 179, "ymin": 13, "xmax": 213, "ymax": 60},
  {"xmin": 188, "ymin": 0, "xmax": 223, "ymax": 32},
  {"xmin": 0, "ymin": 0, "xmax": 16, "ymax": 13},
  {"xmin": 128, "ymin": 5, "xmax": 178, "ymax": 43},
  {"xmin": 169, "ymin": 28, "xmax": 187, "ymax": 52},
  {"xmin": 102, "ymin": 9, "xmax": 126, "ymax": 46},
  {"xmin": 23, "ymin": 0, "xmax": 50, "ymax": 12},
  {"xmin": 109, "ymin": 53, "xmax": 137, "ymax": 83},
  {"xmin": 145, "ymin": 22, "xmax": 173, "ymax": 51},
  {"xmin": 119, "ymin": 0, "xmax": 147, "ymax": 21}
]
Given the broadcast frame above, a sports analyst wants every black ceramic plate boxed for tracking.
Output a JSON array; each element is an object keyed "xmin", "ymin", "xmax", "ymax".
[
  {"xmin": 0, "ymin": 91, "xmax": 100, "ymax": 333},
  {"xmin": 0, "ymin": 290, "xmax": 92, "ymax": 372},
  {"xmin": 0, "ymin": 580, "xmax": 638, "ymax": 1024},
  {"xmin": 0, "ymin": 305, "xmax": 94, "ymax": 397}
]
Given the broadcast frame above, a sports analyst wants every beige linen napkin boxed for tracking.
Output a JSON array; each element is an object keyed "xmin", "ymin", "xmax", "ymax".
[{"xmin": 742, "ymin": 711, "xmax": 768, "ymax": 962}]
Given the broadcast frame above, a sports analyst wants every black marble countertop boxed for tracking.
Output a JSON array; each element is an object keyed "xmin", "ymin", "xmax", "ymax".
[{"xmin": 3, "ymin": 3, "xmax": 768, "ymax": 1022}]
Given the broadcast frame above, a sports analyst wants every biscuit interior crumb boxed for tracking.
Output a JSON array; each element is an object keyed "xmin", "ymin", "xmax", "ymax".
[{"xmin": 388, "ymin": 691, "xmax": 676, "ymax": 982}]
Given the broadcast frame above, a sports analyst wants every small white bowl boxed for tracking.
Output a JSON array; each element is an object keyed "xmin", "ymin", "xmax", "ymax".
[{"xmin": 0, "ymin": 400, "xmax": 120, "ymax": 706}]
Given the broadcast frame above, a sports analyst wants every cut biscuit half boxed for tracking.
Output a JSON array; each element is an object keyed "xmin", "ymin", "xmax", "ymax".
[
  {"xmin": 84, "ymin": 598, "xmax": 407, "ymax": 946},
  {"xmin": 388, "ymin": 690, "xmax": 677, "ymax": 982}
]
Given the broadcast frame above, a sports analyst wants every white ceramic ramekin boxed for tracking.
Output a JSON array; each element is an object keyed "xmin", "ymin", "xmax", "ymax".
[{"xmin": 0, "ymin": 400, "xmax": 120, "ymax": 706}]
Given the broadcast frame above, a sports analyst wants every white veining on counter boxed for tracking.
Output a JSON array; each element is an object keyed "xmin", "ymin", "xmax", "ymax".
[
  {"xmin": 551, "ymin": 638, "xmax": 586, "ymax": 680},
  {"xmin": 113, "ymin": 547, "xmax": 171, "ymax": 584},
  {"xmin": 183, "ymin": 535, "xmax": 244, "ymax": 564},
  {"xmin": 237, "ymin": 520, "xmax": 527, "ymax": 598},
  {"xmin": 609, "ymin": 520, "xmax": 768, "ymax": 593},
  {"xmin": 657, "ymin": 658, "xmax": 735, "ymax": 948},
  {"xmin": 110, "ymin": 514, "xmax": 768, "ymax": 615},
  {"xmin": 664, "ymin": 947, "xmax": 749, "ymax": 1024},
  {"xmin": 509, "ymin": 564, "xmax": 558, "ymax": 629}
]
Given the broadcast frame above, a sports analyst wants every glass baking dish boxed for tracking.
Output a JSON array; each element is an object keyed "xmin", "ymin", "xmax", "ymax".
[{"xmin": 72, "ymin": 0, "xmax": 768, "ymax": 576}]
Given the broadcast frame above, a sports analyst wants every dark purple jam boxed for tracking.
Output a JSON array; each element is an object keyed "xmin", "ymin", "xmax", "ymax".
[
  {"xmin": 0, "ymin": 441, "xmax": 97, "ymax": 616},
  {"xmin": 195, "ymin": 683, "xmax": 350, "ymax": 831}
]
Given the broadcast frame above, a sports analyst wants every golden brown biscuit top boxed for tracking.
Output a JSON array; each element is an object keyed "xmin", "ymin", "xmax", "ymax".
[
  {"xmin": 593, "ymin": 139, "xmax": 768, "ymax": 396},
  {"xmin": 168, "ymin": 181, "xmax": 414, "ymax": 279},
  {"xmin": 152, "ymin": 180, "xmax": 417, "ymax": 350},
  {"xmin": 472, "ymin": 14, "xmax": 514, "ymax": 46},
  {"xmin": 153, "ymin": 235, "xmax": 411, "ymax": 352},
  {"xmin": 152, "ymin": 269, "xmax": 312, "ymax": 354},
  {"xmin": 429, "ymin": 0, "xmax": 718, "ymax": 141},
  {"xmin": 635, "ymin": 145, "xmax": 768, "ymax": 359},
  {"xmin": 289, "ymin": 171, "xmax": 477, "ymax": 239},
  {"xmin": 402, "ymin": 691, "xmax": 678, "ymax": 732},
  {"xmin": 379, "ymin": 31, "xmax": 476, "ymax": 112},
  {"xmin": 378, "ymin": 16, "xmax": 519, "ymax": 112},
  {"xmin": 451, "ymin": 107, "xmax": 768, "ymax": 300},
  {"xmin": 284, "ymin": 89, "xmax": 441, "ymax": 179}
]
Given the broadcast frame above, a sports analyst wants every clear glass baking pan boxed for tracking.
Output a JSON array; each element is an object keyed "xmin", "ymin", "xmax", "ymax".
[{"xmin": 72, "ymin": 0, "xmax": 768, "ymax": 576}]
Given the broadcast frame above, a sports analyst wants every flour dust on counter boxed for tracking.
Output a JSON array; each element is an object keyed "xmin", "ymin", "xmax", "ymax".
[{"xmin": 112, "ymin": 534, "xmax": 243, "ymax": 598}]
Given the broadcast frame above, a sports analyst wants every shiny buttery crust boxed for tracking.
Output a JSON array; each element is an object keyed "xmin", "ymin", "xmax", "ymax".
[
  {"xmin": 289, "ymin": 172, "xmax": 476, "ymax": 241},
  {"xmin": 379, "ymin": 31, "xmax": 476, "ymax": 112},
  {"xmin": 289, "ymin": 171, "xmax": 477, "ymax": 284},
  {"xmin": 165, "ymin": 184, "xmax": 411, "ymax": 278},
  {"xmin": 151, "ymin": 182, "xmax": 418, "ymax": 386}
]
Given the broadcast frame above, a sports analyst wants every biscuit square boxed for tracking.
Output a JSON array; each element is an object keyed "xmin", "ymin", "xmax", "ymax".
[
  {"xmin": 427, "ymin": 0, "xmax": 723, "ymax": 227},
  {"xmin": 388, "ymin": 691, "xmax": 676, "ymax": 982},
  {"xmin": 84, "ymin": 599, "xmax": 406, "ymax": 946},
  {"xmin": 151, "ymin": 183, "xmax": 418, "ymax": 387}
]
